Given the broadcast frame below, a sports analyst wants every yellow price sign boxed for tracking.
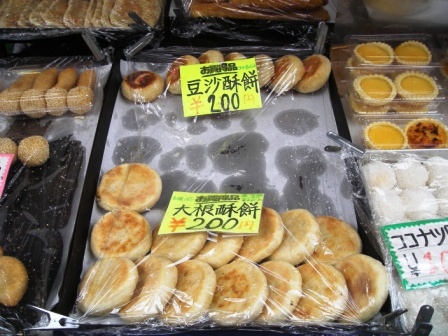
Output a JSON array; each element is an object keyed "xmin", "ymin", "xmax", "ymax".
[
  {"xmin": 158, "ymin": 191, "xmax": 264, "ymax": 235},
  {"xmin": 180, "ymin": 58, "xmax": 263, "ymax": 117}
]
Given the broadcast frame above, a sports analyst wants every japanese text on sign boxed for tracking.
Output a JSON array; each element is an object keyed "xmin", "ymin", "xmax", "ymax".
[
  {"xmin": 381, "ymin": 218, "xmax": 448, "ymax": 290},
  {"xmin": 0, "ymin": 154, "xmax": 14, "ymax": 198},
  {"xmin": 180, "ymin": 58, "xmax": 263, "ymax": 117},
  {"xmin": 159, "ymin": 192, "xmax": 264, "ymax": 235}
]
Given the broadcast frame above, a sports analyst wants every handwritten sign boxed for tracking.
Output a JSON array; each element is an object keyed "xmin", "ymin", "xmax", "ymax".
[
  {"xmin": 381, "ymin": 218, "xmax": 448, "ymax": 290},
  {"xmin": 0, "ymin": 154, "xmax": 14, "ymax": 197},
  {"xmin": 159, "ymin": 192, "xmax": 264, "ymax": 235},
  {"xmin": 180, "ymin": 58, "xmax": 262, "ymax": 117}
]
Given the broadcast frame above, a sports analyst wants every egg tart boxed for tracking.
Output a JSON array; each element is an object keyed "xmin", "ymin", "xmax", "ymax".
[
  {"xmin": 349, "ymin": 94, "xmax": 390, "ymax": 114},
  {"xmin": 405, "ymin": 118, "xmax": 448, "ymax": 149},
  {"xmin": 353, "ymin": 42, "xmax": 394, "ymax": 66},
  {"xmin": 394, "ymin": 71, "xmax": 439, "ymax": 112},
  {"xmin": 364, "ymin": 121, "xmax": 407, "ymax": 150},
  {"xmin": 353, "ymin": 74, "xmax": 397, "ymax": 106},
  {"xmin": 394, "ymin": 41, "xmax": 432, "ymax": 66}
]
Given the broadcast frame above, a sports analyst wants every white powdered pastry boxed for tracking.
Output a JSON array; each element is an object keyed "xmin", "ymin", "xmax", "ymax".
[
  {"xmin": 400, "ymin": 189, "xmax": 438, "ymax": 221},
  {"xmin": 362, "ymin": 161, "xmax": 396, "ymax": 191},
  {"xmin": 370, "ymin": 189, "xmax": 406, "ymax": 225},
  {"xmin": 424, "ymin": 157, "xmax": 448, "ymax": 188},
  {"xmin": 394, "ymin": 159, "xmax": 429, "ymax": 190},
  {"xmin": 433, "ymin": 187, "xmax": 448, "ymax": 217}
]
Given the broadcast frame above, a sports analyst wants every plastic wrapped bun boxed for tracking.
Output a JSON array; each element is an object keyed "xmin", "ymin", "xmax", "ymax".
[
  {"xmin": 119, "ymin": 255, "xmax": 178, "ymax": 323},
  {"xmin": 335, "ymin": 254, "xmax": 388, "ymax": 323},
  {"xmin": 209, "ymin": 260, "xmax": 269, "ymax": 326},
  {"xmin": 77, "ymin": 257, "xmax": 138, "ymax": 316},
  {"xmin": 291, "ymin": 262, "xmax": 348, "ymax": 323},
  {"xmin": 162, "ymin": 260, "xmax": 216, "ymax": 325}
]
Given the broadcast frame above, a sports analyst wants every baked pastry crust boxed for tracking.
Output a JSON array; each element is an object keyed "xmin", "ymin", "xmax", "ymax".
[
  {"xmin": 353, "ymin": 74, "xmax": 397, "ymax": 106},
  {"xmin": 394, "ymin": 71, "xmax": 439, "ymax": 101},
  {"xmin": 294, "ymin": 54, "xmax": 332, "ymax": 93},
  {"xmin": 121, "ymin": 71, "xmax": 164, "ymax": 103},
  {"xmin": 349, "ymin": 94, "xmax": 390, "ymax": 114},
  {"xmin": 364, "ymin": 121, "xmax": 407, "ymax": 150},
  {"xmin": 353, "ymin": 42, "xmax": 394, "ymax": 66},
  {"xmin": 405, "ymin": 118, "xmax": 448, "ymax": 149},
  {"xmin": 394, "ymin": 40, "xmax": 432, "ymax": 66}
]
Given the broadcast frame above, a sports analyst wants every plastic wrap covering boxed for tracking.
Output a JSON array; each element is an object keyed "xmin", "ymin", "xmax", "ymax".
[
  {"xmin": 53, "ymin": 47, "xmax": 398, "ymax": 335},
  {"xmin": 352, "ymin": 150, "xmax": 448, "ymax": 336},
  {"xmin": 0, "ymin": 0, "xmax": 166, "ymax": 44},
  {"xmin": 169, "ymin": 0, "xmax": 336, "ymax": 43},
  {"xmin": 331, "ymin": 33, "xmax": 448, "ymax": 153},
  {"xmin": 0, "ymin": 55, "xmax": 112, "ymax": 327}
]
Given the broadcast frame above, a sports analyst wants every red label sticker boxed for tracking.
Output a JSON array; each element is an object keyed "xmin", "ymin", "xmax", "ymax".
[{"xmin": 0, "ymin": 154, "xmax": 14, "ymax": 198}]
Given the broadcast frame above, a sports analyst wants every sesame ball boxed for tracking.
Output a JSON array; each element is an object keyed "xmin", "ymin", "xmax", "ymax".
[
  {"xmin": 17, "ymin": 136, "xmax": 49, "ymax": 167},
  {"xmin": 0, "ymin": 138, "xmax": 17, "ymax": 164}
]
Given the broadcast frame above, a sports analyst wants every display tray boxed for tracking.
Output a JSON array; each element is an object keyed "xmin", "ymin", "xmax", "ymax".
[
  {"xmin": 56, "ymin": 47, "xmax": 404, "ymax": 334},
  {"xmin": 336, "ymin": 34, "xmax": 448, "ymax": 151},
  {"xmin": 0, "ymin": 56, "xmax": 112, "ymax": 326}
]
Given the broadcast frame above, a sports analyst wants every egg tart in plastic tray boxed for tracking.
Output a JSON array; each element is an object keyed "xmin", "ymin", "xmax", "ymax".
[
  {"xmin": 356, "ymin": 116, "xmax": 448, "ymax": 151},
  {"xmin": 0, "ymin": 66, "xmax": 98, "ymax": 119},
  {"xmin": 344, "ymin": 34, "xmax": 439, "ymax": 67},
  {"xmin": 346, "ymin": 65, "xmax": 446, "ymax": 116}
]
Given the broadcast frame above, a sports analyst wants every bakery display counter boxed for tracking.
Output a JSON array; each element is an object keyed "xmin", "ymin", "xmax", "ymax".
[
  {"xmin": 0, "ymin": 54, "xmax": 113, "ymax": 328},
  {"xmin": 31, "ymin": 45, "xmax": 418, "ymax": 336}
]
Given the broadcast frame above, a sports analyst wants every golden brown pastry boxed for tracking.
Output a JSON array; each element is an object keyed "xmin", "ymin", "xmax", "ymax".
[
  {"xmin": 121, "ymin": 71, "xmax": 164, "ymax": 103},
  {"xmin": 0, "ymin": 255, "xmax": 28, "ymax": 307},
  {"xmin": 268, "ymin": 55, "xmax": 305, "ymax": 95},
  {"xmin": 166, "ymin": 55, "xmax": 200, "ymax": 95},
  {"xmin": 67, "ymin": 69, "xmax": 97, "ymax": 115},
  {"xmin": 17, "ymin": 135, "xmax": 50, "ymax": 167},
  {"xmin": 294, "ymin": 54, "xmax": 332, "ymax": 93},
  {"xmin": 46, "ymin": 67, "xmax": 78, "ymax": 116}
]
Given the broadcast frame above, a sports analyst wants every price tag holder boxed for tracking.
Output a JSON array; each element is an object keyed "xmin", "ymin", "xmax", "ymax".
[
  {"xmin": 180, "ymin": 58, "xmax": 263, "ymax": 117},
  {"xmin": 159, "ymin": 191, "xmax": 264, "ymax": 235},
  {"xmin": 381, "ymin": 218, "xmax": 448, "ymax": 290},
  {"xmin": 0, "ymin": 154, "xmax": 14, "ymax": 198}
]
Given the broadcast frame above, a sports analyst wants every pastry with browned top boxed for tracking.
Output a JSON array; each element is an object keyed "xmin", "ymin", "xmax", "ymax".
[
  {"xmin": 121, "ymin": 71, "xmax": 164, "ymax": 103},
  {"xmin": 405, "ymin": 118, "xmax": 448, "ymax": 149}
]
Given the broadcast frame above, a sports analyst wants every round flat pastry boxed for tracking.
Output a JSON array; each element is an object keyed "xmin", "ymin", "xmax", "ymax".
[
  {"xmin": 193, "ymin": 232, "xmax": 244, "ymax": 269},
  {"xmin": 77, "ymin": 257, "xmax": 138, "ymax": 316},
  {"xmin": 363, "ymin": 121, "xmax": 407, "ymax": 150},
  {"xmin": 268, "ymin": 55, "xmax": 305, "ymax": 95},
  {"xmin": 294, "ymin": 54, "xmax": 332, "ymax": 93},
  {"xmin": 405, "ymin": 118, "xmax": 448, "ymax": 149},
  {"xmin": 394, "ymin": 40, "xmax": 432, "ymax": 65},
  {"xmin": 119, "ymin": 255, "xmax": 178, "ymax": 322},
  {"xmin": 151, "ymin": 226, "xmax": 208, "ymax": 262},
  {"xmin": 309, "ymin": 216, "xmax": 362, "ymax": 265},
  {"xmin": 334, "ymin": 254, "xmax": 389, "ymax": 323},
  {"xmin": 162, "ymin": 260, "xmax": 217, "ymax": 325},
  {"xmin": 257, "ymin": 260, "xmax": 302, "ymax": 323},
  {"xmin": 0, "ymin": 256, "xmax": 28, "ymax": 307},
  {"xmin": 90, "ymin": 210, "xmax": 152, "ymax": 261},
  {"xmin": 96, "ymin": 163, "xmax": 162, "ymax": 213},
  {"xmin": 353, "ymin": 42, "xmax": 394, "ymax": 66},
  {"xmin": 353, "ymin": 74, "xmax": 397, "ymax": 107},
  {"xmin": 254, "ymin": 54, "xmax": 275, "ymax": 88},
  {"xmin": 224, "ymin": 52, "xmax": 246, "ymax": 61},
  {"xmin": 237, "ymin": 207, "xmax": 284, "ymax": 263},
  {"xmin": 267, "ymin": 209, "xmax": 321, "ymax": 265},
  {"xmin": 0, "ymin": 137, "xmax": 17, "ymax": 163},
  {"xmin": 210, "ymin": 260, "xmax": 268, "ymax": 326},
  {"xmin": 198, "ymin": 50, "xmax": 225, "ymax": 64},
  {"xmin": 291, "ymin": 262, "xmax": 348, "ymax": 323},
  {"xmin": 121, "ymin": 71, "xmax": 164, "ymax": 103},
  {"xmin": 166, "ymin": 55, "xmax": 200, "ymax": 95}
]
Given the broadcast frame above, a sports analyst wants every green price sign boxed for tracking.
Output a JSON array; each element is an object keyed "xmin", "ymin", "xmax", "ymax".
[
  {"xmin": 159, "ymin": 191, "xmax": 264, "ymax": 235},
  {"xmin": 180, "ymin": 58, "xmax": 263, "ymax": 117}
]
